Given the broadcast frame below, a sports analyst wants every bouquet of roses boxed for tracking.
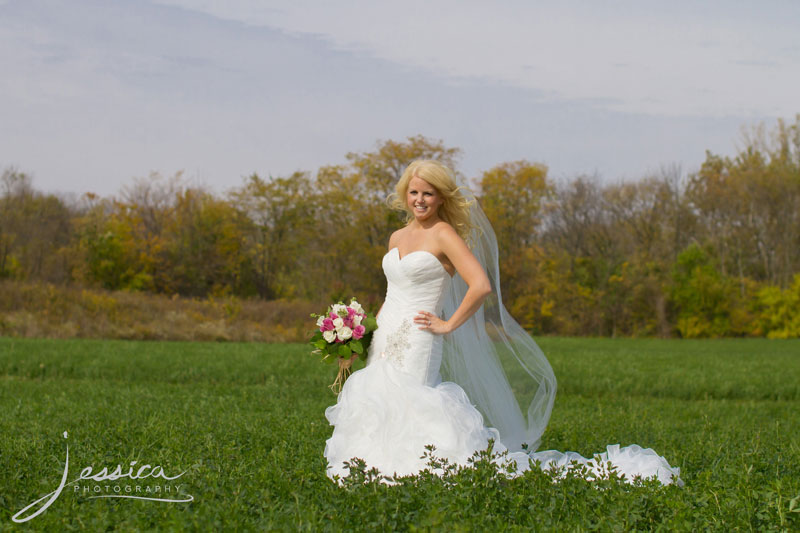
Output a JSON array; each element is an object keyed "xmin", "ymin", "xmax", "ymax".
[{"xmin": 309, "ymin": 297, "xmax": 378, "ymax": 393}]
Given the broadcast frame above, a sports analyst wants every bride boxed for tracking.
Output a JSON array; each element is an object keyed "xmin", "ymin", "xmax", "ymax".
[{"xmin": 324, "ymin": 159, "xmax": 681, "ymax": 486}]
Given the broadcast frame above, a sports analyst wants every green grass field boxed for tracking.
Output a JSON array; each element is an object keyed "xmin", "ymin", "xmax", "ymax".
[{"xmin": 1, "ymin": 336, "xmax": 798, "ymax": 531}]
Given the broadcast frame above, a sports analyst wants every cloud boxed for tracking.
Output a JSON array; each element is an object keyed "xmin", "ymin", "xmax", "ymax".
[
  {"xmin": 151, "ymin": 0, "xmax": 800, "ymax": 118},
  {"xmin": 0, "ymin": 0, "xmax": 785, "ymax": 197},
  {"xmin": 732, "ymin": 59, "xmax": 780, "ymax": 68}
]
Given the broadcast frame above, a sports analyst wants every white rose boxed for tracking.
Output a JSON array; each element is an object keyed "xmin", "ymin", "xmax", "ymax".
[
  {"xmin": 322, "ymin": 330, "xmax": 336, "ymax": 343},
  {"xmin": 353, "ymin": 315, "xmax": 363, "ymax": 326},
  {"xmin": 350, "ymin": 301, "xmax": 364, "ymax": 314},
  {"xmin": 332, "ymin": 304, "xmax": 347, "ymax": 316},
  {"xmin": 338, "ymin": 326, "xmax": 353, "ymax": 340},
  {"xmin": 316, "ymin": 316, "xmax": 325, "ymax": 328},
  {"xmin": 333, "ymin": 317, "xmax": 344, "ymax": 328}
]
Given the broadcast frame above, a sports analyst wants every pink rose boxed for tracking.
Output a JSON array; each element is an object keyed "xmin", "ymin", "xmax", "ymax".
[
  {"xmin": 353, "ymin": 325, "xmax": 365, "ymax": 339},
  {"xmin": 322, "ymin": 317, "xmax": 335, "ymax": 331}
]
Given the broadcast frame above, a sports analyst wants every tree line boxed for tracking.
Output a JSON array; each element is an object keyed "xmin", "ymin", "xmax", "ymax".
[{"xmin": 1, "ymin": 117, "xmax": 799, "ymax": 338}]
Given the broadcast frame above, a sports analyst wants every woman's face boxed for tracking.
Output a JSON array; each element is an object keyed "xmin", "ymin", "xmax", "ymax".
[{"xmin": 406, "ymin": 176, "xmax": 444, "ymax": 222}]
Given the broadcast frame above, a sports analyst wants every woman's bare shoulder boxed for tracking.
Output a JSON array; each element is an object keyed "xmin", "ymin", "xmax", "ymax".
[
  {"xmin": 388, "ymin": 226, "xmax": 408, "ymax": 250},
  {"xmin": 434, "ymin": 221, "xmax": 461, "ymax": 244}
]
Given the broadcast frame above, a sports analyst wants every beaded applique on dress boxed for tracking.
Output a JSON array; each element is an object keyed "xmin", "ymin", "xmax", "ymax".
[{"xmin": 383, "ymin": 317, "xmax": 412, "ymax": 364}]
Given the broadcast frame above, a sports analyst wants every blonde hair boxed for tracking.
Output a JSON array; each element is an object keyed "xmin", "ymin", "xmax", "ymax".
[{"xmin": 386, "ymin": 159, "xmax": 479, "ymax": 246}]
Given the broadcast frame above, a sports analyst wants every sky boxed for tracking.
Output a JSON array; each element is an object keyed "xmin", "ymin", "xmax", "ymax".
[{"xmin": 1, "ymin": 0, "xmax": 798, "ymax": 198}]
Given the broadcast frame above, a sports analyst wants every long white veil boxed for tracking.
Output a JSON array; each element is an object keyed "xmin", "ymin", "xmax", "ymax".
[{"xmin": 440, "ymin": 176, "xmax": 557, "ymax": 453}]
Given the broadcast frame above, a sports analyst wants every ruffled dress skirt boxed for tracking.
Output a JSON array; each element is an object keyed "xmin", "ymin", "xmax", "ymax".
[{"xmin": 324, "ymin": 356, "xmax": 682, "ymax": 486}]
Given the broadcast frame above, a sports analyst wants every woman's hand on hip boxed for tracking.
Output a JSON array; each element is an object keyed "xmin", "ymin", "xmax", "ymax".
[{"xmin": 414, "ymin": 310, "xmax": 449, "ymax": 335}]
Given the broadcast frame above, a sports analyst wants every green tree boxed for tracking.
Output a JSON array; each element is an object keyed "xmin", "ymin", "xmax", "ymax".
[
  {"xmin": 229, "ymin": 171, "xmax": 315, "ymax": 300},
  {"xmin": 163, "ymin": 188, "xmax": 249, "ymax": 297},
  {"xmin": 669, "ymin": 244, "xmax": 738, "ymax": 338},
  {"xmin": 0, "ymin": 167, "xmax": 73, "ymax": 283}
]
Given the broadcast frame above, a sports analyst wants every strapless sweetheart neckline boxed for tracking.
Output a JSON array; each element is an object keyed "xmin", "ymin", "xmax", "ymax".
[{"xmin": 388, "ymin": 247, "xmax": 453, "ymax": 278}]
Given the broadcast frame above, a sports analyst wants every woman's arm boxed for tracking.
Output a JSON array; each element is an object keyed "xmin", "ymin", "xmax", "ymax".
[
  {"xmin": 442, "ymin": 283, "xmax": 490, "ymax": 334},
  {"xmin": 414, "ymin": 224, "xmax": 491, "ymax": 334}
]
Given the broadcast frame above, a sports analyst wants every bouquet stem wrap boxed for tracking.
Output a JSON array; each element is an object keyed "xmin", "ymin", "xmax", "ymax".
[{"xmin": 329, "ymin": 353, "xmax": 358, "ymax": 394}]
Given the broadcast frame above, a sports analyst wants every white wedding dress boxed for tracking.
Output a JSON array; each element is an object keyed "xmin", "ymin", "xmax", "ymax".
[{"xmin": 324, "ymin": 247, "xmax": 682, "ymax": 485}]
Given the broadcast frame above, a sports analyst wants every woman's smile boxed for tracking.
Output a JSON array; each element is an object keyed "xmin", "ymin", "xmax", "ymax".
[{"xmin": 406, "ymin": 176, "xmax": 443, "ymax": 221}]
